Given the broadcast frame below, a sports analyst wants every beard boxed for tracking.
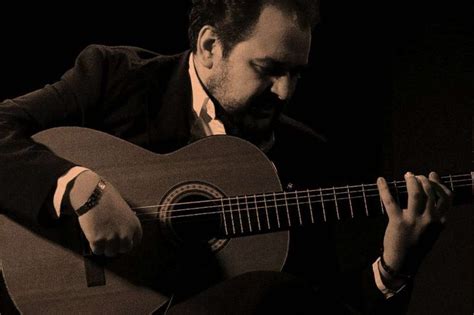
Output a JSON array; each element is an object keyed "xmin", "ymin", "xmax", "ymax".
[{"xmin": 206, "ymin": 66, "xmax": 287, "ymax": 145}]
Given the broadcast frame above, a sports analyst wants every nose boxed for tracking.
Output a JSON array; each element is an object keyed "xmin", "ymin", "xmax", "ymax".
[{"xmin": 270, "ymin": 73, "xmax": 296, "ymax": 101}]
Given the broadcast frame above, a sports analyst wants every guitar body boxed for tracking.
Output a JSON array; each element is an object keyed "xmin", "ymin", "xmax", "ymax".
[{"xmin": 0, "ymin": 127, "xmax": 289, "ymax": 314}]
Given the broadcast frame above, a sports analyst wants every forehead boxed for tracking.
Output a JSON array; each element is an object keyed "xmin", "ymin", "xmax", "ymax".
[{"xmin": 231, "ymin": 5, "xmax": 311, "ymax": 66}]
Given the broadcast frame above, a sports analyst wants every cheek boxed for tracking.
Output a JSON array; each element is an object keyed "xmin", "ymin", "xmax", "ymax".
[{"xmin": 228, "ymin": 68, "xmax": 268, "ymax": 103}]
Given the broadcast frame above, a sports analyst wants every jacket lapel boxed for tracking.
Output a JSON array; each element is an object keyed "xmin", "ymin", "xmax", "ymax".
[{"xmin": 146, "ymin": 51, "xmax": 194, "ymax": 153}]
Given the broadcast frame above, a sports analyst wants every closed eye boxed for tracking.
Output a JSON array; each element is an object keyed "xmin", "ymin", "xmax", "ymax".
[
  {"xmin": 253, "ymin": 63, "xmax": 286, "ymax": 77},
  {"xmin": 252, "ymin": 63, "xmax": 305, "ymax": 80}
]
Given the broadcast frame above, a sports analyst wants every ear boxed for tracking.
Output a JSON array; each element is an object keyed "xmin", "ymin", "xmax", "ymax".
[{"xmin": 195, "ymin": 25, "xmax": 222, "ymax": 69}]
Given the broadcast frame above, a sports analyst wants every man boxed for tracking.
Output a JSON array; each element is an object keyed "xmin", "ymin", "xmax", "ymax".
[{"xmin": 0, "ymin": 0, "xmax": 451, "ymax": 314}]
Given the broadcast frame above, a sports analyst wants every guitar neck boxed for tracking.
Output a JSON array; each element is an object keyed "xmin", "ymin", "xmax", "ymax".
[{"xmin": 217, "ymin": 173, "xmax": 473, "ymax": 237}]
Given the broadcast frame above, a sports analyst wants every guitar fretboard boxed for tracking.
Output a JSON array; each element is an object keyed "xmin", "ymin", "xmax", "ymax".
[{"xmin": 215, "ymin": 173, "xmax": 472, "ymax": 237}]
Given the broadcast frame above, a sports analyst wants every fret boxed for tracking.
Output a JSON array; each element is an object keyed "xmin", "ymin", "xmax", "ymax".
[
  {"xmin": 263, "ymin": 194, "xmax": 271, "ymax": 229},
  {"xmin": 236, "ymin": 197, "xmax": 244, "ymax": 234},
  {"xmin": 220, "ymin": 198, "xmax": 229, "ymax": 236},
  {"xmin": 306, "ymin": 189, "xmax": 314, "ymax": 224},
  {"xmin": 244, "ymin": 195, "xmax": 253, "ymax": 233},
  {"xmin": 295, "ymin": 191, "xmax": 303, "ymax": 225},
  {"xmin": 346, "ymin": 185, "xmax": 354, "ymax": 218},
  {"xmin": 214, "ymin": 173, "xmax": 472, "ymax": 231},
  {"xmin": 319, "ymin": 188, "xmax": 327, "ymax": 222},
  {"xmin": 229, "ymin": 198, "xmax": 236, "ymax": 234},
  {"xmin": 253, "ymin": 194, "xmax": 261, "ymax": 231},
  {"xmin": 283, "ymin": 191, "xmax": 292, "ymax": 227},
  {"xmin": 273, "ymin": 192, "xmax": 281, "ymax": 228},
  {"xmin": 332, "ymin": 187, "xmax": 340, "ymax": 220},
  {"xmin": 448, "ymin": 174, "xmax": 454, "ymax": 191},
  {"xmin": 361, "ymin": 184, "xmax": 369, "ymax": 216}
]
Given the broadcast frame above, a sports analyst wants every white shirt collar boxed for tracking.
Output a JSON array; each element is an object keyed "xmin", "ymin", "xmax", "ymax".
[{"xmin": 188, "ymin": 53, "xmax": 217, "ymax": 121}]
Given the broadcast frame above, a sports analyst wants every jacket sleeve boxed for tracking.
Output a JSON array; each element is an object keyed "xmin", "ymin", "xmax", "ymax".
[
  {"xmin": 0, "ymin": 45, "xmax": 111, "ymax": 223},
  {"xmin": 340, "ymin": 261, "xmax": 413, "ymax": 314}
]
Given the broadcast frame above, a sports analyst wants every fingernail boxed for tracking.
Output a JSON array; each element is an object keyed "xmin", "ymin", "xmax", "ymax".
[
  {"xmin": 377, "ymin": 177, "xmax": 384, "ymax": 184},
  {"xmin": 405, "ymin": 171, "xmax": 414, "ymax": 177}
]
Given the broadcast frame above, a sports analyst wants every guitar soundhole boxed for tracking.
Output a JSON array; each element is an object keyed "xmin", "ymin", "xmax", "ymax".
[
  {"xmin": 160, "ymin": 182, "xmax": 229, "ymax": 252},
  {"xmin": 173, "ymin": 194, "xmax": 222, "ymax": 242}
]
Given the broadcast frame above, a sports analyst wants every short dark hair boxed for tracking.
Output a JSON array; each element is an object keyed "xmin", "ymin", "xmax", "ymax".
[{"xmin": 188, "ymin": 0, "xmax": 319, "ymax": 57}]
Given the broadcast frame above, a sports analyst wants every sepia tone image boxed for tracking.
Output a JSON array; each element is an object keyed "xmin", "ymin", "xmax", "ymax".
[{"xmin": 0, "ymin": 1, "xmax": 471, "ymax": 314}]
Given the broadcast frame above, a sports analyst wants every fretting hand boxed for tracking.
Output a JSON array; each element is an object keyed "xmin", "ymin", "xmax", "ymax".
[{"xmin": 377, "ymin": 171, "xmax": 452, "ymax": 285}]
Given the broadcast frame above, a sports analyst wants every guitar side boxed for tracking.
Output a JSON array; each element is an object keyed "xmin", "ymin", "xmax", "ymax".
[{"xmin": 0, "ymin": 127, "xmax": 289, "ymax": 314}]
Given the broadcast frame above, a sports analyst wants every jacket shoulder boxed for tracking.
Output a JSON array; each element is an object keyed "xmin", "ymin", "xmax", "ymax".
[
  {"xmin": 276, "ymin": 114, "xmax": 327, "ymax": 145},
  {"xmin": 75, "ymin": 44, "xmax": 183, "ymax": 72}
]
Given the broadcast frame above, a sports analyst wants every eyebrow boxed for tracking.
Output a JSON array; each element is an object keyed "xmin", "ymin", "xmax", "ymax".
[{"xmin": 252, "ymin": 57, "xmax": 309, "ymax": 72}]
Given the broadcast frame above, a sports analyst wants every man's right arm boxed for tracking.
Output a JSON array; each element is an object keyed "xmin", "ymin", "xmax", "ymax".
[
  {"xmin": 0, "ymin": 45, "xmax": 109, "ymax": 222},
  {"xmin": 0, "ymin": 45, "xmax": 142, "ymax": 254}
]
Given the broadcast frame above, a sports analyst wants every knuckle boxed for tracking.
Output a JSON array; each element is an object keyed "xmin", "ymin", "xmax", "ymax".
[
  {"xmin": 119, "ymin": 232, "xmax": 130, "ymax": 241},
  {"xmin": 411, "ymin": 190, "xmax": 424, "ymax": 200},
  {"xmin": 418, "ymin": 175, "xmax": 428, "ymax": 184},
  {"xmin": 422, "ymin": 213, "xmax": 433, "ymax": 225},
  {"xmin": 91, "ymin": 237, "xmax": 105, "ymax": 247},
  {"xmin": 383, "ymin": 198, "xmax": 394, "ymax": 208},
  {"xmin": 389, "ymin": 216, "xmax": 403, "ymax": 227},
  {"xmin": 402, "ymin": 215, "xmax": 417, "ymax": 228},
  {"xmin": 105, "ymin": 235, "xmax": 119, "ymax": 244}
]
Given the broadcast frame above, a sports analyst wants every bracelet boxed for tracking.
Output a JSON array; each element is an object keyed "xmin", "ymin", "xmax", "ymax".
[
  {"xmin": 75, "ymin": 179, "xmax": 107, "ymax": 216},
  {"xmin": 379, "ymin": 253, "xmax": 413, "ymax": 280}
]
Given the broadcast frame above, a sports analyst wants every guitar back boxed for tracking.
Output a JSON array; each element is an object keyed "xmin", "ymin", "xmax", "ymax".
[{"xmin": 0, "ymin": 127, "xmax": 289, "ymax": 314}]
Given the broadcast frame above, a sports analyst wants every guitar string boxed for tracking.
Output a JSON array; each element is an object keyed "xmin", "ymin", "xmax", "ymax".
[
  {"xmin": 139, "ymin": 184, "xmax": 473, "ymax": 225},
  {"xmin": 139, "ymin": 181, "xmax": 472, "ymax": 218},
  {"xmin": 136, "ymin": 182, "xmax": 472, "ymax": 221},
  {"xmin": 133, "ymin": 181, "xmax": 470, "ymax": 215},
  {"xmin": 133, "ymin": 174, "xmax": 471, "ymax": 211},
  {"xmin": 133, "ymin": 177, "xmax": 471, "ymax": 216},
  {"xmin": 135, "ymin": 179, "xmax": 472, "ymax": 217}
]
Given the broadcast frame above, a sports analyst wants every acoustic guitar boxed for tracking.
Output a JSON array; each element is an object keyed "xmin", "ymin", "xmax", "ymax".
[{"xmin": 0, "ymin": 127, "xmax": 472, "ymax": 314}]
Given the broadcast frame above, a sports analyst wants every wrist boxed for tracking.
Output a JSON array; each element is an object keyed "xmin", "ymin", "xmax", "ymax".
[
  {"xmin": 377, "ymin": 258, "xmax": 409, "ymax": 291},
  {"xmin": 378, "ymin": 248, "xmax": 415, "ymax": 291},
  {"xmin": 69, "ymin": 171, "xmax": 101, "ymax": 211}
]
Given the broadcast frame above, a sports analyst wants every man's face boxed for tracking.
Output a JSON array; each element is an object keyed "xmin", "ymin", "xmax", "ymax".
[{"xmin": 206, "ymin": 5, "xmax": 311, "ymax": 137}]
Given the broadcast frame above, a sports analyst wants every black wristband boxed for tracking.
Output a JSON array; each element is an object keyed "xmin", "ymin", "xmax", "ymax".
[
  {"xmin": 380, "ymin": 253, "xmax": 413, "ymax": 280},
  {"xmin": 75, "ymin": 179, "xmax": 106, "ymax": 216}
]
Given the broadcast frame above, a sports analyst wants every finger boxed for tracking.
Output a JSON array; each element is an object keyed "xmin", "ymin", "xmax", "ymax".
[
  {"xmin": 119, "ymin": 237, "xmax": 133, "ymax": 254},
  {"xmin": 377, "ymin": 177, "xmax": 401, "ymax": 219},
  {"xmin": 133, "ymin": 222, "xmax": 143, "ymax": 248},
  {"xmin": 429, "ymin": 184, "xmax": 451, "ymax": 226},
  {"xmin": 417, "ymin": 176, "xmax": 440, "ymax": 226},
  {"xmin": 90, "ymin": 239, "xmax": 105, "ymax": 256},
  {"xmin": 432, "ymin": 184, "xmax": 450, "ymax": 213},
  {"xmin": 104, "ymin": 237, "xmax": 121, "ymax": 257},
  {"xmin": 417, "ymin": 175, "xmax": 436, "ymax": 214},
  {"xmin": 429, "ymin": 172, "xmax": 453, "ymax": 220},
  {"xmin": 406, "ymin": 172, "xmax": 426, "ymax": 219},
  {"xmin": 429, "ymin": 172, "xmax": 453, "ymax": 202}
]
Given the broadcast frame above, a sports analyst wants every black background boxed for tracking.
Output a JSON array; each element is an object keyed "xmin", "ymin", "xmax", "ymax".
[{"xmin": 1, "ymin": 1, "xmax": 472, "ymax": 313}]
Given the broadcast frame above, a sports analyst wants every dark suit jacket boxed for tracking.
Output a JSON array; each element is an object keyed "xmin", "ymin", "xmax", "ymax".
[{"xmin": 0, "ymin": 45, "xmax": 410, "ymax": 314}]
